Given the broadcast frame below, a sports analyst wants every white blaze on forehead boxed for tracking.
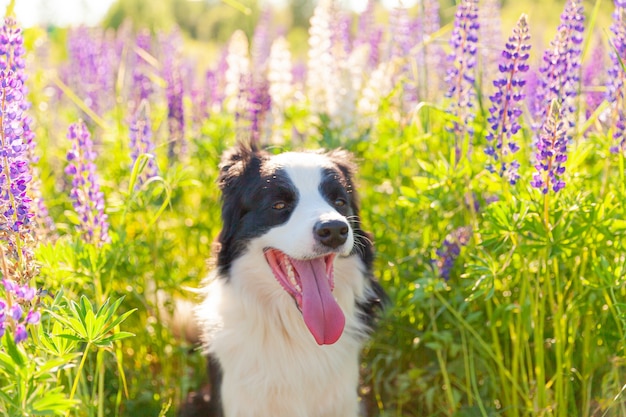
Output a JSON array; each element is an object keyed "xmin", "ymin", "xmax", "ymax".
[{"xmin": 270, "ymin": 152, "xmax": 333, "ymax": 192}]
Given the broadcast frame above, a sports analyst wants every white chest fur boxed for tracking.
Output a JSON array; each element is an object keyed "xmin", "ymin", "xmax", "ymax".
[{"xmin": 197, "ymin": 252, "xmax": 370, "ymax": 417}]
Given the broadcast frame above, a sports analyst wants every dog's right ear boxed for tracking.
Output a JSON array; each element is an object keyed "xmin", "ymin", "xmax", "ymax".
[{"xmin": 218, "ymin": 142, "xmax": 262, "ymax": 190}]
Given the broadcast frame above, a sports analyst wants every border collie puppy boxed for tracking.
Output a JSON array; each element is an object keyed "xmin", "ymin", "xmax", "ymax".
[{"xmin": 196, "ymin": 144, "xmax": 386, "ymax": 417}]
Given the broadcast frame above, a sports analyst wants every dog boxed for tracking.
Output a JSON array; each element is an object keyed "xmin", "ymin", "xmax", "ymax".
[{"xmin": 194, "ymin": 143, "xmax": 386, "ymax": 417}]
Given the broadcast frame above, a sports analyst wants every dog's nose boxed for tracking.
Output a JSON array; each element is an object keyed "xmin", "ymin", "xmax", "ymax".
[{"xmin": 314, "ymin": 220, "xmax": 349, "ymax": 248}]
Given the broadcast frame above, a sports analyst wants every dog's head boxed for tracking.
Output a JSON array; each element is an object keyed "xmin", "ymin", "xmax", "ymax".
[{"xmin": 215, "ymin": 143, "xmax": 373, "ymax": 345}]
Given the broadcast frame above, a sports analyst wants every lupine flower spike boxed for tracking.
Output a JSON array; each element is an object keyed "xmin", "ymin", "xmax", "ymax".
[
  {"xmin": 534, "ymin": 0, "xmax": 584, "ymax": 134},
  {"xmin": 531, "ymin": 99, "xmax": 568, "ymax": 194},
  {"xmin": 0, "ymin": 18, "xmax": 40, "ymax": 344},
  {"xmin": 65, "ymin": 121, "xmax": 110, "ymax": 246},
  {"xmin": 435, "ymin": 227, "xmax": 472, "ymax": 281},
  {"xmin": 485, "ymin": 14, "xmax": 531, "ymax": 185},
  {"xmin": 445, "ymin": 0, "xmax": 480, "ymax": 151},
  {"xmin": 129, "ymin": 101, "xmax": 158, "ymax": 187},
  {"xmin": 607, "ymin": 0, "xmax": 626, "ymax": 154}
]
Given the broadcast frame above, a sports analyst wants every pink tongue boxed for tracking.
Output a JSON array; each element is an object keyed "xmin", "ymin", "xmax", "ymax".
[{"xmin": 291, "ymin": 258, "xmax": 345, "ymax": 345}]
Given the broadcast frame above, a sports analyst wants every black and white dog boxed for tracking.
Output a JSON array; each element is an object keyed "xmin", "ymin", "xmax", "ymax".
[{"xmin": 195, "ymin": 144, "xmax": 386, "ymax": 417}]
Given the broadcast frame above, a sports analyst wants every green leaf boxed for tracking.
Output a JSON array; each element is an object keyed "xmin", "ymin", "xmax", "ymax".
[{"xmin": 3, "ymin": 333, "xmax": 26, "ymax": 368}]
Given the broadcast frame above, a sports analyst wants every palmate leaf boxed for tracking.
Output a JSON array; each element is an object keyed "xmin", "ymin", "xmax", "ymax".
[
  {"xmin": 28, "ymin": 386, "xmax": 76, "ymax": 416},
  {"xmin": 94, "ymin": 331, "xmax": 136, "ymax": 348},
  {"xmin": 48, "ymin": 295, "xmax": 137, "ymax": 345}
]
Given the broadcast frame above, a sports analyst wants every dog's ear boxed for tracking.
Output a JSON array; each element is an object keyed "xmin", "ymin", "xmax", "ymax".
[
  {"xmin": 218, "ymin": 142, "xmax": 263, "ymax": 190},
  {"xmin": 324, "ymin": 149, "xmax": 358, "ymax": 179}
]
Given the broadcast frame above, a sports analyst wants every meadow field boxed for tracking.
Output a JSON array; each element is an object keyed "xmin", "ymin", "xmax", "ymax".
[{"xmin": 0, "ymin": 0, "xmax": 625, "ymax": 416}]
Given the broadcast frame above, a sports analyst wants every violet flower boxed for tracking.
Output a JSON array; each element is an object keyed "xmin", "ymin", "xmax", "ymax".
[
  {"xmin": 251, "ymin": 7, "xmax": 273, "ymax": 72},
  {"xmin": 435, "ymin": 227, "xmax": 472, "ymax": 281},
  {"xmin": 485, "ymin": 14, "xmax": 531, "ymax": 185},
  {"xmin": 607, "ymin": 0, "xmax": 626, "ymax": 154},
  {"xmin": 531, "ymin": 99, "xmax": 568, "ymax": 194},
  {"xmin": 535, "ymin": 0, "xmax": 584, "ymax": 133},
  {"xmin": 65, "ymin": 26, "xmax": 118, "ymax": 115},
  {"xmin": 419, "ymin": 0, "xmax": 444, "ymax": 102},
  {"xmin": 0, "ymin": 279, "xmax": 40, "ymax": 344},
  {"xmin": 0, "ymin": 71, "xmax": 33, "ymax": 235},
  {"xmin": 445, "ymin": 0, "xmax": 480, "ymax": 142},
  {"xmin": 583, "ymin": 39, "xmax": 606, "ymax": 118},
  {"xmin": 479, "ymin": 0, "xmax": 503, "ymax": 91},
  {"xmin": 334, "ymin": 13, "xmax": 353, "ymax": 57},
  {"xmin": 245, "ymin": 76, "xmax": 271, "ymax": 145},
  {"xmin": 389, "ymin": 7, "xmax": 412, "ymax": 60},
  {"xmin": 159, "ymin": 29, "xmax": 186, "ymax": 162},
  {"xmin": 65, "ymin": 120, "xmax": 110, "ymax": 245},
  {"xmin": 129, "ymin": 102, "xmax": 158, "ymax": 187},
  {"xmin": 129, "ymin": 29, "xmax": 154, "ymax": 111},
  {"xmin": 354, "ymin": 0, "xmax": 382, "ymax": 68},
  {"xmin": 390, "ymin": 7, "xmax": 418, "ymax": 107}
]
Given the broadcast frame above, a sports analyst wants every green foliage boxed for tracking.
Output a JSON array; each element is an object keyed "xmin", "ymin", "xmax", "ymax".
[{"xmin": 4, "ymin": 2, "xmax": 625, "ymax": 417}]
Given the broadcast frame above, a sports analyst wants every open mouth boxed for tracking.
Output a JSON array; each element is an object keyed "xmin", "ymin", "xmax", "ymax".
[{"xmin": 264, "ymin": 248, "xmax": 346, "ymax": 345}]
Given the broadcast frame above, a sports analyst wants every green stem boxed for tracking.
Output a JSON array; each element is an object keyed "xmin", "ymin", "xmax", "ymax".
[
  {"xmin": 461, "ymin": 330, "xmax": 473, "ymax": 406},
  {"xmin": 98, "ymin": 350, "xmax": 105, "ymax": 417},
  {"xmin": 486, "ymin": 299, "xmax": 511, "ymax": 408},
  {"xmin": 430, "ymin": 300, "xmax": 456, "ymax": 413},
  {"xmin": 533, "ymin": 262, "xmax": 547, "ymax": 414},
  {"xmin": 433, "ymin": 291, "xmax": 528, "ymax": 402},
  {"xmin": 511, "ymin": 269, "xmax": 528, "ymax": 417},
  {"xmin": 66, "ymin": 342, "xmax": 92, "ymax": 417},
  {"xmin": 551, "ymin": 260, "xmax": 566, "ymax": 417},
  {"xmin": 618, "ymin": 152, "xmax": 626, "ymax": 197}
]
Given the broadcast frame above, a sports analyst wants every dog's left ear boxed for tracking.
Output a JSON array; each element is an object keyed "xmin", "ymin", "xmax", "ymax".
[
  {"xmin": 324, "ymin": 149, "xmax": 358, "ymax": 181},
  {"xmin": 218, "ymin": 142, "xmax": 265, "ymax": 191}
]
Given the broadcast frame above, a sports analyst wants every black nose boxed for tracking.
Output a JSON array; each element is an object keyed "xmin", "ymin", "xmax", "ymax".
[{"xmin": 314, "ymin": 220, "xmax": 349, "ymax": 248}]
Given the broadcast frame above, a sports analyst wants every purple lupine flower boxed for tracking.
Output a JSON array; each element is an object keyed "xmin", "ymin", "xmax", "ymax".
[
  {"xmin": 65, "ymin": 26, "xmax": 119, "ymax": 115},
  {"xmin": 10, "ymin": 304, "xmax": 22, "ymax": 321},
  {"xmin": 65, "ymin": 120, "xmax": 110, "ymax": 245},
  {"xmin": 129, "ymin": 29, "xmax": 155, "ymax": 112},
  {"xmin": 0, "ymin": 70, "xmax": 34, "ymax": 234},
  {"xmin": 485, "ymin": 14, "xmax": 531, "ymax": 185},
  {"xmin": 354, "ymin": 0, "xmax": 381, "ymax": 68},
  {"xmin": 1, "ymin": 279, "xmax": 40, "ymax": 343},
  {"xmin": 445, "ymin": 0, "xmax": 480, "ymax": 143},
  {"xmin": 583, "ymin": 39, "xmax": 606, "ymax": 118},
  {"xmin": 334, "ymin": 13, "xmax": 353, "ymax": 57},
  {"xmin": 129, "ymin": 102, "xmax": 158, "ymax": 186},
  {"xmin": 1, "ymin": 18, "xmax": 55, "ymax": 241},
  {"xmin": 607, "ymin": 0, "xmax": 626, "ymax": 154},
  {"xmin": 418, "ymin": 0, "xmax": 444, "ymax": 102},
  {"xmin": 478, "ymin": 0, "xmax": 503, "ymax": 90},
  {"xmin": 251, "ymin": 7, "xmax": 273, "ymax": 71},
  {"xmin": 159, "ymin": 29, "xmax": 186, "ymax": 162},
  {"xmin": 389, "ymin": 7, "xmax": 413, "ymax": 59},
  {"xmin": 531, "ymin": 99, "xmax": 568, "ymax": 194},
  {"xmin": 14, "ymin": 324, "xmax": 26, "ymax": 343},
  {"xmin": 435, "ymin": 226, "xmax": 472, "ymax": 281},
  {"xmin": 524, "ymin": 69, "xmax": 542, "ymax": 123},
  {"xmin": 389, "ymin": 7, "xmax": 418, "ymax": 106},
  {"xmin": 535, "ymin": 0, "xmax": 584, "ymax": 133},
  {"xmin": 26, "ymin": 309, "xmax": 40, "ymax": 325},
  {"xmin": 246, "ymin": 77, "xmax": 271, "ymax": 145}
]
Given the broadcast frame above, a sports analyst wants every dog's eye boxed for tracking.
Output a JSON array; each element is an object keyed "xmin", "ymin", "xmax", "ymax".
[
  {"xmin": 334, "ymin": 198, "xmax": 347, "ymax": 207},
  {"xmin": 272, "ymin": 201, "xmax": 286, "ymax": 210}
]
